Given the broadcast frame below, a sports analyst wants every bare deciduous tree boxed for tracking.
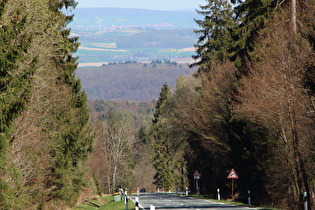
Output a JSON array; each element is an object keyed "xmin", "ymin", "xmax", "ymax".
[
  {"xmin": 236, "ymin": 13, "xmax": 314, "ymax": 208},
  {"xmin": 102, "ymin": 113, "xmax": 133, "ymax": 193}
]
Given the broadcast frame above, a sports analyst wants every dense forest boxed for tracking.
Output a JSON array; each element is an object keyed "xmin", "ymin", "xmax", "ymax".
[
  {"xmin": 77, "ymin": 61, "xmax": 196, "ymax": 100},
  {"xmin": 0, "ymin": 0, "xmax": 314, "ymax": 209},
  {"xmin": 87, "ymin": 100, "xmax": 157, "ymax": 195},
  {"xmin": 0, "ymin": 0, "xmax": 93, "ymax": 208},
  {"xmin": 145, "ymin": 0, "xmax": 315, "ymax": 209}
]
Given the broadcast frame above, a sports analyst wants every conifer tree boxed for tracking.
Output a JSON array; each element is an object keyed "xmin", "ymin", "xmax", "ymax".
[
  {"xmin": 151, "ymin": 84, "xmax": 177, "ymax": 188},
  {"xmin": 37, "ymin": 0, "xmax": 94, "ymax": 205},
  {"xmin": 191, "ymin": 0, "xmax": 234, "ymax": 75},
  {"xmin": 231, "ymin": 0, "xmax": 278, "ymax": 69},
  {"xmin": 152, "ymin": 83, "xmax": 170, "ymax": 124},
  {"xmin": 0, "ymin": 2, "xmax": 38, "ymax": 208}
]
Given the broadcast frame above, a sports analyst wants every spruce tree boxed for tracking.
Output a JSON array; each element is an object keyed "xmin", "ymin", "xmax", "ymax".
[
  {"xmin": 231, "ymin": 0, "xmax": 278, "ymax": 69},
  {"xmin": 46, "ymin": 0, "xmax": 93, "ymax": 205},
  {"xmin": 151, "ymin": 84, "xmax": 176, "ymax": 188},
  {"xmin": 0, "ymin": 3, "xmax": 37, "ymax": 208},
  {"xmin": 191, "ymin": 0, "xmax": 234, "ymax": 75},
  {"xmin": 152, "ymin": 83, "xmax": 170, "ymax": 124}
]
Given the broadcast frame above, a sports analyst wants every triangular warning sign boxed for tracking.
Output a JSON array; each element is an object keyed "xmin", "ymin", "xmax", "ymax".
[
  {"xmin": 193, "ymin": 170, "xmax": 201, "ymax": 177},
  {"xmin": 227, "ymin": 169, "xmax": 238, "ymax": 179}
]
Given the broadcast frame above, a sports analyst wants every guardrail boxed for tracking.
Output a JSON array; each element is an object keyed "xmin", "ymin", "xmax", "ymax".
[
  {"xmin": 119, "ymin": 189, "xmax": 143, "ymax": 210},
  {"xmin": 119, "ymin": 189, "xmax": 191, "ymax": 210}
]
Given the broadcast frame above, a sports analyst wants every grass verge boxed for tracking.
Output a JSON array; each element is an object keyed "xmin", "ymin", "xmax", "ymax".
[{"xmin": 73, "ymin": 194, "xmax": 136, "ymax": 210}]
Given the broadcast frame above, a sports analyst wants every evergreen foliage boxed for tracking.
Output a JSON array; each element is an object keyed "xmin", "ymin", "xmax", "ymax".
[
  {"xmin": 191, "ymin": 0, "xmax": 235, "ymax": 75},
  {"xmin": 151, "ymin": 84, "xmax": 179, "ymax": 188},
  {"xmin": 45, "ymin": 0, "xmax": 93, "ymax": 206},
  {"xmin": 152, "ymin": 83, "xmax": 170, "ymax": 125},
  {"xmin": 231, "ymin": 0, "xmax": 279, "ymax": 69},
  {"xmin": 0, "ymin": 0, "xmax": 93, "ymax": 208},
  {"xmin": 0, "ymin": 2, "xmax": 38, "ymax": 208}
]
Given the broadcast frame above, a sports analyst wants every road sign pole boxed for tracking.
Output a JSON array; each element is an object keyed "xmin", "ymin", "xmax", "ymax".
[
  {"xmin": 196, "ymin": 179, "xmax": 200, "ymax": 197},
  {"xmin": 193, "ymin": 170, "xmax": 201, "ymax": 198},
  {"xmin": 227, "ymin": 169, "xmax": 238, "ymax": 201},
  {"xmin": 232, "ymin": 179, "xmax": 234, "ymax": 200}
]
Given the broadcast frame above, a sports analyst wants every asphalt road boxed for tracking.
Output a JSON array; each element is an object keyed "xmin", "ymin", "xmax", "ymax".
[{"xmin": 128, "ymin": 193, "xmax": 257, "ymax": 210}]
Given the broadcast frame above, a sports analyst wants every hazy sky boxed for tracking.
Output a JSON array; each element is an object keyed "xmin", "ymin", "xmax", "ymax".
[{"xmin": 77, "ymin": 0, "xmax": 207, "ymax": 10}]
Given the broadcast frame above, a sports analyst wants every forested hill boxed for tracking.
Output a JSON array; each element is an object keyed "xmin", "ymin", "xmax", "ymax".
[{"xmin": 77, "ymin": 61, "xmax": 196, "ymax": 101}]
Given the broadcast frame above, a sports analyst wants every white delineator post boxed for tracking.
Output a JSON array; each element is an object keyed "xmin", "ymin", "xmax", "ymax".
[
  {"xmin": 217, "ymin": 188, "xmax": 220, "ymax": 201},
  {"xmin": 150, "ymin": 205, "xmax": 155, "ymax": 210},
  {"xmin": 125, "ymin": 189, "xmax": 127, "ymax": 204},
  {"xmin": 304, "ymin": 192, "xmax": 308, "ymax": 210},
  {"xmin": 135, "ymin": 197, "xmax": 139, "ymax": 210}
]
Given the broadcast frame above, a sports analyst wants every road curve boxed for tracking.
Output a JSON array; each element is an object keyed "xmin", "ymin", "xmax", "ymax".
[{"xmin": 128, "ymin": 193, "xmax": 257, "ymax": 210}]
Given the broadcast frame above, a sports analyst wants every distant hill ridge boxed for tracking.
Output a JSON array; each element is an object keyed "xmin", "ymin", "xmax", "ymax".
[{"xmin": 77, "ymin": 61, "xmax": 196, "ymax": 101}]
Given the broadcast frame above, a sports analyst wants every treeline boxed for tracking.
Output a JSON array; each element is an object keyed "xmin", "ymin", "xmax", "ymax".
[
  {"xmin": 116, "ymin": 28, "xmax": 196, "ymax": 49},
  {"xmin": 102, "ymin": 60, "xmax": 178, "ymax": 66},
  {"xmin": 147, "ymin": 0, "xmax": 315, "ymax": 209},
  {"xmin": 0, "ymin": 0, "xmax": 93, "ymax": 209},
  {"xmin": 87, "ymin": 100, "xmax": 157, "ymax": 195},
  {"xmin": 77, "ymin": 62, "xmax": 195, "ymax": 101}
]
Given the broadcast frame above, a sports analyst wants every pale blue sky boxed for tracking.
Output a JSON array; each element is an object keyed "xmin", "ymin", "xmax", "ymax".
[{"xmin": 77, "ymin": 0, "xmax": 206, "ymax": 11}]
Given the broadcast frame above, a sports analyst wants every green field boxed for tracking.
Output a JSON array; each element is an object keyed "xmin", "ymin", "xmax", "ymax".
[
  {"xmin": 76, "ymin": 46, "xmax": 195, "ymax": 65},
  {"xmin": 73, "ymin": 27, "xmax": 197, "ymax": 65}
]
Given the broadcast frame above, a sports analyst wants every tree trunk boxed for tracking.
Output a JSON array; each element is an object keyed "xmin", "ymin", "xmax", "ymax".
[
  {"xmin": 291, "ymin": 0, "xmax": 297, "ymax": 34},
  {"xmin": 112, "ymin": 165, "xmax": 117, "ymax": 193}
]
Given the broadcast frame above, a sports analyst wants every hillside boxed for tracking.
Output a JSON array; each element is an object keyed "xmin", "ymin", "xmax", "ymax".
[{"xmin": 76, "ymin": 61, "xmax": 196, "ymax": 100}]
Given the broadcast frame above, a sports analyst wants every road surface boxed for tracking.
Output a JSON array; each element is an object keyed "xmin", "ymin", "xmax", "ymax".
[{"xmin": 128, "ymin": 193, "xmax": 257, "ymax": 210}]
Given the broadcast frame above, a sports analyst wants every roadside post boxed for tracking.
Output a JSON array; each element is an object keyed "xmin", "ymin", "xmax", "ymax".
[
  {"xmin": 248, "ymin": 190, "xmax": 251, "ymax": 206},
  {"xmin": 125, "ymin": 188, "xmax": 128, "ymax": 210},
  {"xmin": 193, "ymin": 170, "xmax": 201, "ymax": 198},
  {"xmin": 137, "ymin": 187, "xmax": 139, "ymax": 196},
  {"xmin": 186, "ymin": 187, "xmax": 189, "ymax": 196},
  {"xmin": 217, "ymin": 188, "xmax": 220, "ymax": 201},
  {"xmin": 120, "ymin": 188, "xmax": 123, "ymax": 200},
  {"xmin": 135, "ymin": 197, "xmax": 139, "ymax": 210},
  {"xmin": 124, "ymin": 189, "xmax": 127, "ymax": 204},
  {"xmin": 227, "ymin": 169, "xmax": 238, "ymax": 201},
  {"xmin": 150, "ymin": 205, "xmax": 155, "ymax": 210},
  {"xmin": 304, "ymin": 192, "xmax": 308, "ymax": 210}
]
